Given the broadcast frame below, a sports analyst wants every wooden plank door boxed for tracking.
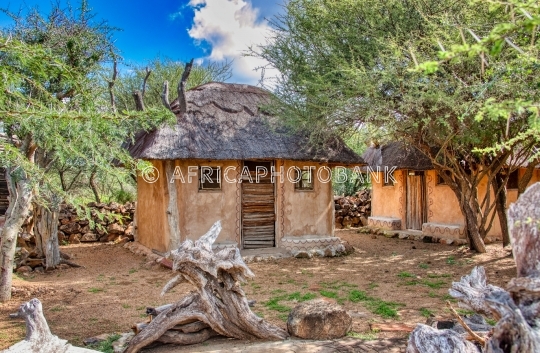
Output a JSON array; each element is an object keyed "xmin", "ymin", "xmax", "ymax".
[
  {"xmin": 406, "ymin": 171, "xmax": 427, "ymax": 230},
  {"xmin": 242, "ymin": 161, "xmax": 276, "ymax": 249}
]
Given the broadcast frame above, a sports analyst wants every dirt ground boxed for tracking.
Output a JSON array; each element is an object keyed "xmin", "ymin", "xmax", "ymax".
[{"xmin": 0, "ymin": 229, "xmax": 516, "ymax": 351}]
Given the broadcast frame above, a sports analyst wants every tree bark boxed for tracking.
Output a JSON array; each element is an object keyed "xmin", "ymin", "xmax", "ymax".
[
  {"xmin": 33, "ymin": 204, "xmax": 60, "ymax": 269},
  {"xmin": 492, "ymin": 172, "xmax": 510, "ymax": 247},
  {"xmin": 518, "ymin": 161, "xmax": 538, "ymax": 196},
  {"xmin": 0, "ymin": 168, "xmax": 34, "ymax": 302}
]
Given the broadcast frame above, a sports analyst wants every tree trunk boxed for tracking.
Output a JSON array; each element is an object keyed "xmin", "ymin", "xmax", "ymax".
[
  {"xmin": 492, "ymin": 172, "xmax": 510, "ymax": 246},
  {"xmin": 0, "ymin": 169, "xmax": 34, "ymax": 302},
  {"xmin": 33, "ymin": 204, "xmax": 60, "ymax": 269},
  {"xmin": 518, "ymin": 162, "xmax": 537, "ymax": 196},
  {"xmin": 461, "ymin": 201, "xmax": 486, "ymax": 253},
  {"xmin": 89, "ymin": 170, "xmax": 101, "ymax": 203},
  {"xmin": 165, "ymin": 161, "xmax": 181, "ymax": 250}
]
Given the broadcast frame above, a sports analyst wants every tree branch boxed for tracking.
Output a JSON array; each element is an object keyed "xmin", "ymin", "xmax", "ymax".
[{"xmin": 177, "ymin": 59, "xmax": 194, "ymax": 115}]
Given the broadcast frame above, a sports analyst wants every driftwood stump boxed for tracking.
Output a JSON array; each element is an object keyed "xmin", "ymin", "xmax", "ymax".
[
  {"xmin": 125, "ymin": 221, "xmax": 288, "ymax": 352},
  {"xmin": 407, "ymin": 182, "xmax": 540, "ymax": 353},
  {"xmin": 5, "ymin": 298, "xmax": 97, "ymax": 353}
]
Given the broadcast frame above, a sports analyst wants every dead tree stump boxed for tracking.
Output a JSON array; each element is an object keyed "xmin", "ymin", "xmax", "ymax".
[
  {"xmin": 5, "ymin": 298, "xmax": 97, "ymax": 352},
  {"xmin": 125, "ymin": 221, "xmax": 288, "ymax": 352},
  {"xmin": 407, "ymin": 182, "xmax": 540, "ymax": 353}
]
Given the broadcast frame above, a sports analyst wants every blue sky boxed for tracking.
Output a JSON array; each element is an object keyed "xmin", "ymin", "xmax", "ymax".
[{"xmin": 0, "ymin": 0, "xmax": 285, "ymax": 84}]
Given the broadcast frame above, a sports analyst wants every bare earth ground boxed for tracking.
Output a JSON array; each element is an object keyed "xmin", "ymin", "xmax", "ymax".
[{"xmin": 0, "ymin": 229, "xmax": 515, "ymax": 352}]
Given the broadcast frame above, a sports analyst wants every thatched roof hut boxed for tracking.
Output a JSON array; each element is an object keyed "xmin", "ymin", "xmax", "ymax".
[
  {"xmin": 130, "ymin": 82, "xmax": 364, "ymax": 253},
  {"xmin": 362, "ymin": 142, "xmax": 433, "ymax": 171},
  {"xmin": 129, "ymin": 82, "xmax": 362, "ymax": 164}
]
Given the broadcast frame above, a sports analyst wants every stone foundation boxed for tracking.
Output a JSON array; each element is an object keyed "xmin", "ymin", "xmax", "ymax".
[
  {"xmin": 280, "ymin": 235, "xmax": 352, "ymax": 258},
  {"xmin": 421, "ymin": 222, "xmax": 466, "ymax": 240},
  {"xmin": 367, "ymin": 216, "xmax": 401, "ymax": 230}
]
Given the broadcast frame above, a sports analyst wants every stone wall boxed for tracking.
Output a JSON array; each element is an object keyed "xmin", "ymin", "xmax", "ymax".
[{"xmin": 57, "ymin": 202, "xmax": 135, "ymax": 244}]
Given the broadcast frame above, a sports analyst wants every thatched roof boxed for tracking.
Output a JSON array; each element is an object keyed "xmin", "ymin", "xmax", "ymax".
[
  {"xmin": 127, "ymin": 82, "xmax": 364, "ymax": 164},
  {"xmin": 362, "ymin": 142, "xmax": 433, "ymax": 171}
]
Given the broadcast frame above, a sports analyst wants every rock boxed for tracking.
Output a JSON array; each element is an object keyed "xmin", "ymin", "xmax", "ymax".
[
  {"xmin": 34, "ymin": 266, "xmax": 44, "ymax": 273},
  {"xmin": 342, "ymin": 216, "xmax": 352, "ymax": 228},
  {"xmin": 112, "ymin": 332, "xmax": 134, "ymax": 353},
  {"xmin": 16, "ymin": 266, "xmax": 32, "ymax": 274},
  {"xmin": 124, "ymin": 223, "xmax": 135, "ymax": 239},
  {"xmin": 59, "ymin": 222, "xmax": 81, "ymax": 235},
  {"xmin": 68, "ymin": 234, "xmax": 81, "ymax": 244},
  {"xmin": 287, "ymin": 299, "xmax": 352, "ymax": 339},
  {"xmin": 293, "ymin": 251, "xmax": 311, "ymax": 259},
  {"xmin": 398, "ymin": 233, "xmax": 409, "ymax": 239},
  {"xmin": 339, "ymin": 241, "xmax": 354, "ymax": 255},
  {"xmin": 99, "ymin": 234, "xmax": 109, "ymax": 242},
  {"xmin": 114, "ymin": 236, "xmax": 130, "ymax": 245},
  {"xmin": 360, "ymin": 215, "xmax": 368, "ymax": 226},
  {"xmin": 83, "ymin": 333, "xmax": 110, "ymax": 346},
  {"xmin": 439, "ymin": 238, "xmax": 454, "ymax": 245},
  {"xmin": 81, "ymin": 232, "xmax": 98, "ymax": 242},
  {"xmin": 107, "ymin": 223, "xmax": 125, "ymax": 234},
  {"xmin": 57, "ymin": 231, "xmax": 67, "ymax": 243},
  {"xmin": 80, "ymin": 225, "xmax": 90, "ymax": 234}
]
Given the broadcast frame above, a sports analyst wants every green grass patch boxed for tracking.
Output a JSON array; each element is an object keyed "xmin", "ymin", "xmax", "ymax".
[
  {"xmin": 255, "ymin": 312, "xmax": 264, "ymax": 318},
  {"xmin": 278, "ymin": 313, "xmax": 289, "ymax": 322},
  {"xmin": 128, "ymin": 268, "xmax": 138, "ymax": 274},
  {"xmin": 88, "ymin": 287, "xmax": 104, "ymax": 293},
  {"xmin": 368, "ymin": 282, "xmax": 379, "ymax": 289},
  {"xmin": 485, "ymin": 318, "xmax": 497, "ymax": 326},
  {"xmin": 50, "ymin": 305, "xmax": 65, "ymax": 312},
  {"xmin": 427, "ymin": 273, "xmax": 452, "ymax": 278},
  {"xmin": 287, "ymin": 292, "xmax": 317, "ymax": 302},
  {"xmin": 419, "ymin": 308, "xmax": 435, "ymax": 317},
  {"xmin": 347, "ymin": 331, "xmax": 378, "ymax": 340},
  {"xmin": 319, "ymin": 290, "xmax": 339, "ymax": 299},
  {"xmin": 398, "ymin": 271, "xmax": 415, "ymax": 278},
  {"xmin": 88, "ymin": 334, "xmax": 121, "ymax": 353},
  {"xmin": 404, "ymin": 280, "xmax": 420, "ymax": 286},
  {"xmin": 428, "ymin": 291, "xmax": 438, "ymax": 298},
  {"xmin": 457, "ymin": 309, "xmax": 476, "ymax": 316},
  {"xmin": 442, "ymin": 294, "xmax": 457, "ymax": 303},
  {"xmin": 348, "ymin": 290, "xmax": 404, "ymax": 319},
  {"xmin": 422, "ymin": 280, "xmax": 446, "ymax": 289},
  {"xmin": 446, "ymin": 256, "xmax": 456, "ymax": 265},
  {"xmin": 319, "ymin": 280, "xmax": 357, "ymax": 290},
  {"xmin": 265, "ymin": 296, "xmax": 291, "ymax": 312},
  {"xmin": 270, "ymin": 289, "xmax": 286, "ymax": 295},
  {"xmin": 418, "ymin": 263, "xmax": 429, "ymax": 269},
  {"xmin": 121, "ymin": 304, "xmax": 131, "ymax": 309}
]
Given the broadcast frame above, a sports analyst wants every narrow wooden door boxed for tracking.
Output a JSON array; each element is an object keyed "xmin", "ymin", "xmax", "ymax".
[
  {"xmin": 406, "ymin": 171, "xmax": 427, "ymax": 230},
  {"xmin": 242, "ymin": 161, "xmax": 276, "ymax": 248}
]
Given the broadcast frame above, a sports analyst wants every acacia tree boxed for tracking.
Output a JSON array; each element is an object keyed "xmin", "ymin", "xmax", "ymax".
[
  {"xmin": 0, "ymin": 34, "xmax": 171, "ymax": 302},
  {"xmin": 255, "ymin": 0, "xmax": 540, "ymax": 252},
  {"xmin": 114, "ymin": 58, "xmax": 232, "ymax": 112}
]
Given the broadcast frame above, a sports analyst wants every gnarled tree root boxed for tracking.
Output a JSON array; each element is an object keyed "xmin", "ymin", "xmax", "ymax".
[{"xmin": 125, "ymin": 221, "xmax": 288, "ymax": 353}]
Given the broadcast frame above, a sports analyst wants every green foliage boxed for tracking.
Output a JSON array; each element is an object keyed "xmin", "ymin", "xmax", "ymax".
[
  {"xmin": 319, "ymin": 290, "xmax": 339, "ymax": 299},
  {"xmin": 397, "ymin": 271, "xmax": 415, "ymax": 278},
  {"xmin": 255, "ymin": 0, "xmax": 540, "ymax": 252},
  {"xmin": 0, "ymin": 3, "xmax": 173, "ymax": 213},
  {"xmin": 88, "ymin": 334, "xmax": 121, "ymax": 353},
  {"xmin": 419, "ymin": 308, "xmax": 435, "ymax": 317}
]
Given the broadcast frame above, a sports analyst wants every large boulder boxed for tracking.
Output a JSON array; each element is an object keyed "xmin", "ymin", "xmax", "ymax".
[{"xmin": 287, "ymin": 299, "xmax": 352, "ymax": 339}]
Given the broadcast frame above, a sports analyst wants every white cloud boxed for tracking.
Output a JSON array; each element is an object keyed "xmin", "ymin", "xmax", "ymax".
[{"xmin": 187, "ymin": 0, "xmax": 275, "ymax": 85}]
